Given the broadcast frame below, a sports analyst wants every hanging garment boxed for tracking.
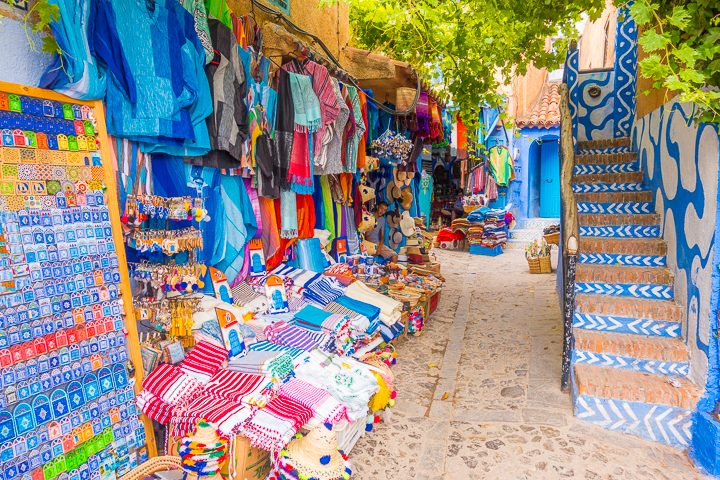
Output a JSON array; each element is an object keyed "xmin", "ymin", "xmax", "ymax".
[
  {"xmin": 315, "ymin": 79, "xmax": 349, "ymax": 175},
  {"xmin": 456, "ymin": 114, "xmax": 468, "ymax": 160},
  {"xmin": 182, "ymin": 0, "xmax": 213, "ymax": 64},
  {"xmin": 186, "ymin": 19, "xmax": 248, "ymax": 169},
  {"xmin": 487, "ymin": 146, "xmax": 515, "ymax": 187},
  {"xmin": 362, "ymin": 88, "xmax": 380, "ymax": 143},
  {"xmin": 280, "ymin": 189, "xmax": 298, "ymax": 239},
  {"xmin": 296, "ymin": 194, "xmax": 316, "ymax": 239},
  {"xmin": 259, "ymin": 196, "xmax": 281, "ymax": 266},
  {"xmin": 418, "ymin": 173, "xmax": 433, "ymax": 228},
  {"xmin": 204, "ymin": 0, "xmax": 232, "ymax": 28},
  {"xmin": 275, "ymin": 69, "xmax": 295, "ymax": 190},
  {"xmin": 255, "ymin": 130, "xmax": 279, "ymax": 198},
  {"xmin": 283, "ymin": 60, "xmax": 341, "ymax": 158},
  {"xmin": 287, "ymin": 72, "xmax": 322, "ymax": 194},
  {"xmin": 40, "ymin": 0, "xmax": 133, "ymax": 100},
  {"xmin": 416, "ymin": 92, "xmax": 430, "ymax": 137},
  {"xmin": 344, "ymin": 86, "xmax": 366, "ymax": 174},
  {"xmin": 485, "ymin": 174, "xmax": 499, "ymax": 202}
]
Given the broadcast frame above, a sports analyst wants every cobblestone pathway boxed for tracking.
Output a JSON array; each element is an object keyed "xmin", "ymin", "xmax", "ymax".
[{"xmin": 352, "ymin": 249, "xmax": 707, "ymax": 479}]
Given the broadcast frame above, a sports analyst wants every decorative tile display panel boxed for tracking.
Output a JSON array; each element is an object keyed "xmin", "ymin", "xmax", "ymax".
[{"xmin": 0, "ymin": 86, "xmax": 148, "ymax": 479}]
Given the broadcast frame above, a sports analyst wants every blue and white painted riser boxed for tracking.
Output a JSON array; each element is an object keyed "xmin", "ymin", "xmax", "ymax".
[
  {"xmin": 575, "ymin": 282, "xmax": 673, "ymax": 300},
  {"xmin": 573, "ymin": 394, "xmax": 692, "ymax": 449},
  {"xmin": 573, "ymin": 313, "xmax": 681, "ymax": 338},
  {"xmin": 579, "ymin": 225, "xmax": 660, "ymax": 238},
  {"xmin": 572, "ymin": 350, "xmax": 689, "ymax": 377},
  {"xmin": 579, "ymin": 253, "xmax": 666, "ymax": 266},
  {"xmin": 577, "ymin": 202, "xmax": 654, "ymax": 214},
  {"xmin": 577, "ymin": 146, "xmax": 633, "ymax": 156},
  {"xmin": 572, "ymin": 182, "xmax": 644, "ymax": 193},
  {"xmin": 574, "ymin": 162, "xmax": 639, "ymax": 175}
]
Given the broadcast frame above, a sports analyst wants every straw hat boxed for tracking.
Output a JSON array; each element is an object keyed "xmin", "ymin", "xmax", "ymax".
[
  {"xmin": 387, "ymin": 228, "xmax": 403, "ymax": 250},
  {"xmin": 359, "ymin": 185, "xmax": 375, "ymax": 204},
  {"xmin": 386, "ymin": 210, "xmax": 401, "ymax": 228},
  {"xmin": 400, "ymin": 211, "xmax": 415, "ymax": 237},
  {"xmin": 274, "ymin": 426, "xmax": 352, "ymax": 480},
  {"xmin": 385, "ymin": 182, "xmax": 402, "ymax": 202},
  {"xmin": 400, "ymin": 188, "xmax": 413, "ymax": 210}
]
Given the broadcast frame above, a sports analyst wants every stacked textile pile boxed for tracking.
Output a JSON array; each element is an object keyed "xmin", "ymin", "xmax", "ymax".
[
  {"xmin": 466, "ymin": 226, "xmax": 484, "ymax": 246},
  {"xmin": 466, "ymin": 207, "xmax": 509, "ymax": 249},
  {"xmin": 344, "ymin": 281, "xmax": 402, "ymax": 326},
  {"xmin": 292, "ymin": 305, "xmax": 354, "ymax": 355},
  {"xmin": 451, "ymin": 217, "xmax": 471, "ymax": 236},
  {"xmin": 228, "ymin": 351, "xmax": 295, "ymax": 382}
]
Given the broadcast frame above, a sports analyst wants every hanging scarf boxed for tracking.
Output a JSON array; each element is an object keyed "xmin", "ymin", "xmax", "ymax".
[
  {"xmin": 320, "ymin": 176, "xmax": 336, "ymax": 243},
  {"xmin": 340, "ymin": 86, "xmax": 357, "ymax": 171},
  {"xmin": 416, "ymin": 92, "xmax": 430, "ymax": 137},
  {"xmin": 284, "ymin": 60, "xmax": 341, "ymax": 156},
  {"xmin": 259, "ymin": 196, "xmax": 281, "ymax": 262},
  {"xmin": 328, "ymin": 174, "xmax": 345, "ymax": 204},
  {"xmin": 356, "ymin": 90, "xmax": 369, "ymax": 170},
  {"xmin": 287, "ymin": 72, "xmax": 321, "ymax": 194},
  {"xmin": 256, "ymin": 130, "xmax": 278, "ymax": 198},
  {"xmin": 316, "ymin": 78, "xmax": 349, "ymax": 175},
  {"xmin": 280, "ymin": 189, "xmax": 298, "ymax": 239},
  {"xmin": 344, "ymin": 86, "xmax": 366, "ymax": 174},
  {"xmin": 275, "ymin": 70, "xmax": 295, "ymax": 189},
  {"xmin": 296, "ymin": 194, "xmax": 316, "ymax": 239}
]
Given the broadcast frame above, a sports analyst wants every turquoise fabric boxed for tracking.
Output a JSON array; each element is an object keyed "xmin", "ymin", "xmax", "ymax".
[{"xmin": 418, "ymin": 174, "xmax": 433, "ymax": 228}]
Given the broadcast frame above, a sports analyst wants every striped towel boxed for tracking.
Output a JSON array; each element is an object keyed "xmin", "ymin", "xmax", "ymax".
[
  {"xmin": 204, "ymin": 370, "xmax": 273, "ymax": 403},
  {"xmin": 278, "ymin": 378, "xmax": 349, "ymax": 424},
  {"xmin": 249, "ymin": 340, "xmax": 306, "ymax": 360},
  {"xmin": 303, "ymin": 275, "xmax": 345, "ymax": 305},
  {"xmin": 264, "ymin": 321, "xmax": 332, "ymax": 351},
  {"xmin": 180, "ymin": 341, "xmax": 229, "ymax": 383}
]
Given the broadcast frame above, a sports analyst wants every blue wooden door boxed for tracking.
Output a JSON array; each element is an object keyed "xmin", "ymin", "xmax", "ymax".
[{"xmin": 539, "ymin": 139, "xmax": 560, "ymax": 218}]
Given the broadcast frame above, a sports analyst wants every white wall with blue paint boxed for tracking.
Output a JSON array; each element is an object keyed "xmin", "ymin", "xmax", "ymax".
[
  {"xmin": 634, "ymin": 99, "xmax": 720, "ymax": 389},
  {"xmin": 0, "ymin": 15, "xmax": 51, "ymax": 87},
  {"xmin": 576, "ymin": 71, "xmax": 615, "ymax": 142}
]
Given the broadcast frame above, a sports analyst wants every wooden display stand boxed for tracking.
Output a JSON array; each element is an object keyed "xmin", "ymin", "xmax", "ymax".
[{"xmin": 0, "ymin": 81, "xmax": 157, "ymax": 462}]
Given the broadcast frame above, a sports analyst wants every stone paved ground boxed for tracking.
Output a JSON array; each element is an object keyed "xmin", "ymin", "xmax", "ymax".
[{"xmin": 351, "ymin": 249, "xmax": 708, "ymax": 479}]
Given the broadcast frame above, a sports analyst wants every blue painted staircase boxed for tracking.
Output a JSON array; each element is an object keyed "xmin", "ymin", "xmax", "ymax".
[{"xmin": 570, "ymin": 137, "xmax": 700, "ymax": 449}]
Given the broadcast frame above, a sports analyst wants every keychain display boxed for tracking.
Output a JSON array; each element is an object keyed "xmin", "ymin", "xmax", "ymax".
[
  {"xmin": 131, "ymin": 262, "xmax": 208, "ymax": 300},
  {"xmin": 370, "ymin": 130, "xmax": 412, "ymax": 164},
  {"xmin": 121, "ymin": 195, "xmax": 210, "ymax": 226},
  {"xmin": 125, "ymin": 227, "xmax": 203, "ymax": 255},
  {"xmin": 0, "ymin": 88, "xmax": 148, "ymax": 479}
]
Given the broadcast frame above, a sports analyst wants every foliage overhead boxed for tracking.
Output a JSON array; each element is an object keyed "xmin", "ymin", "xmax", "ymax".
[
  {"xmin": 23, "ymin": 0, "xmax": 61, "ymax": 55},
  {"xmin": 630, "ymin": 0, "xmax": 720, "ymax": 123},
  {"xmin": 325, "ymin": 0, "xmax": 605, "ymax": 130}
]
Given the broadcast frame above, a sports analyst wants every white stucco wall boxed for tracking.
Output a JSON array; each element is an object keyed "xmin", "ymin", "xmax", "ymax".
[{"xmin": 0, "ymin": 15, "xmax": 52, "ymax": 87}]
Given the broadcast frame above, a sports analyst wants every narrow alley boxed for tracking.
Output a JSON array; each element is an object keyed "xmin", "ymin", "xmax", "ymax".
[{"xmin": 352, "ymin": 250, "xmax": 707, "ymax": 480}]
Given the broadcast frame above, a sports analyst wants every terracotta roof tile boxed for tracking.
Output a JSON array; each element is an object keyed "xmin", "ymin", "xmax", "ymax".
[{"xmin": 516, "ymin": 80, "xmax": 561, "ymax": 129}]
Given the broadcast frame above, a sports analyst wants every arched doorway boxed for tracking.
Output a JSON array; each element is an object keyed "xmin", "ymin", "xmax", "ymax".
[{"xmin": 528, "ymin": 135, "xmax": 560, "ymax": 218}]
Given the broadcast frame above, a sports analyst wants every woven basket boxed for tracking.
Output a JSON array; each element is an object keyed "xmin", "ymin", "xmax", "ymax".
[
  {"xmin": 396, "ymin": 87, "xmax": 418, "ymax": 112},
  {"xmin": 544, "ymin": 232, "xmax": 560, "ymax": 245},
  {"xmin": 463, "ymin": 205, "xmax": 481, "ymax": 213},
  {"xmin": 539, "ymin": 255, "xmax": 552, "ymax": 273},
  {"xmin": 527, "ymin": 256, "xmax": 541, "ymax": 274},
  {"xmin": 119, "ymin": 456, "xmax": 181, "ymax": 480}
]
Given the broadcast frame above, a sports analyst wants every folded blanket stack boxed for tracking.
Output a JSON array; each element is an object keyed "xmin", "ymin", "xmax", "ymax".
[
  {"xmin": 303, "ymin": 275, "xmax": 345, "ymax": 305},
  {"xmin": 293, "ymin": 305, "xmax": 353, "ymax": 355},
  {"xmin": 278, "ymin": 378, "xmax": 350, "ymax": 427},
  {"xmin": 344, "ymin": 281, "xmax": 402, "ymax": 326}
]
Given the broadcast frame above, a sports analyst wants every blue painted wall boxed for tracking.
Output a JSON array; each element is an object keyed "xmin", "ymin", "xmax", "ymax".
[{"xmin": 634, "ymin": 99, "xmax": 719, "ymax": 387}]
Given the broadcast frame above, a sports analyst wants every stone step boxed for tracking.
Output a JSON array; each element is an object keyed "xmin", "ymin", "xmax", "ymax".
[
  {"xmin": 572, "ymin": 171, "xmax": 644, "ymax": 185},
  {"xmin": 576, "ymin": 146, "xmax": 634, "ymax": 156},
  {"xmin": 580, "ymin": 237, "xmax": 667, "ymax": 256},
  {"xmin": 574, "ymin": 330, "xmax": 688, "ymax": 363},
  {"xmin": 575, "ymin": 191, "xmax": 654, "ymax": 203},
  {"xmin": 577, "ymin": 264, "xmax": 672, "ymax": 285},
  {"xmin": 576, "ymin": 152, "xmax": 637, "ymax": 165},
  {"xmin": 579, "ymin": 224, "xmax": 660, "ymax": 238},
  {"xmin": 579, "ymin": 213, "xmax": 660, "ymax": 226},
  {"xmin": 575, "ymin": 294, "xmax": 684, "ymax": 322},
  {"xmin": 577, "ymin": 137, "xmax": 632, "ymax": 150},
  {"xmin": 572, "ymin": 182, "xmax": 644, "ymax": 194},
  {"xmin": 573, "ymin": 162, "xmax": 639, "ymax": 175},
  {"xmin": 573, "ymin": 312, "xmax": 681, "ymax": 338},
  {"xmin": 577, "ymin": 201, "xmax": 654, "ymax": 215},
  {"xmin": 575, "ymin": 282, "xmax": 673, "ymax": 300},
  {"xmin": 572, "ymin": 365, "xmax": 698, "ymax": 448},
  {"xmin": 578, "ymin": 252, "xmax": 666, "ymax": 267}
]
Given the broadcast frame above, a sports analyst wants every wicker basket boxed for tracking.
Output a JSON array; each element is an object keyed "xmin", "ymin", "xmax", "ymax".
[
  {"xmin": 396, "ymin": 87, "xmax": 418, "ymax": 112},
  {"xmin": 527, "ymin": 255, "xmax": 552, "ymax": 274},
  {"xmin": 544, "ymin": 232, "xmax": 560, "ymax": 245},
  {"xmin": 119, "ymin": 456, "xmax": 181, "ymax": 480},
  {"xmin": 539, "ymin": 255, "xmax": 552, "ymax": 273},
  {"xmin": 463, "ymin": 205, "xmax": 481, "ymax": 213},
  {"xmin": 527, "ymin": 256, "xmax": 541, "ymax": 274}
]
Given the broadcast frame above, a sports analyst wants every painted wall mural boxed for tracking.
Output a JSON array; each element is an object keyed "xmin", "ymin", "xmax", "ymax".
[
  {"xmin": 576, "ymin": 71, "xmax": 615, "ymax": 142},
  {"xmin": 634, "ymin": 99, "xmax": 720, "ymax": 388},
  {"xmin": 613, "ymin": 3, "xmax": 638, "ymax": 138}
]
